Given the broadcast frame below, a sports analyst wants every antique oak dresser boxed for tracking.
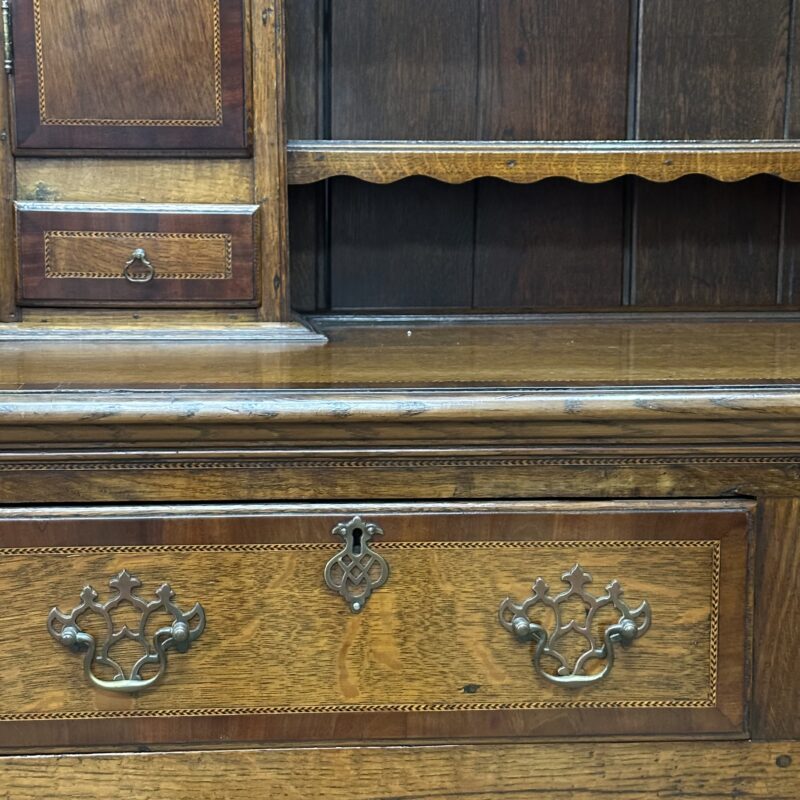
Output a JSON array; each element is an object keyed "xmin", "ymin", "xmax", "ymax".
[{"xmin": 1, "ymin": 2, "xmax": 800, "ymax": 798}]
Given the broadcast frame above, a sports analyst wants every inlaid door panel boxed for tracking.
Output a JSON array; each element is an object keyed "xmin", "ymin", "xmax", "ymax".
[{"xmin": 10, "ymin": 0, "xmax": 247, "ymax": 151}]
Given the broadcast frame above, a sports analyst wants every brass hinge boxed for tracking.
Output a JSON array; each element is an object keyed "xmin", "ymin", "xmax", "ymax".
[{"xmin": 2, "ymin": 0, "xmax": 12, "ymax": 74}]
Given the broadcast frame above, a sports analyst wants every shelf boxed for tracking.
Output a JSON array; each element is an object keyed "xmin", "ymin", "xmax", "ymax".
[{"xmin": 287, "ymin": 140, "xmax": 800, "ymax": 185}]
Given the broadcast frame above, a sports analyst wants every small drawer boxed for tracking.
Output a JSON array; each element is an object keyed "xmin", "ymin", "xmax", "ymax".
[
  {"xmin": 0, "ymin": 500, "xmax": 750, "ymax": 749},
  {"xmin": 15, "ymin": 202, "xmax": 259, "ymax": 306}
]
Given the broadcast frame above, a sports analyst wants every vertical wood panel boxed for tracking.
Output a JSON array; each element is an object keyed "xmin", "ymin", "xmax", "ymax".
[
  {"xmin": 330, "ymin": 178, "xmax": 473, "ymax": 310},
  {"xmin": 635, "ymin": 177, "xmax": 781, "ymax": 308},
  {"xmin": 752, "ymin": 498, "xmax": 800, "ymax": 739},
  {"xmin": 638, "ymin": 0, "xmax": 789, "ymax": 139},
  {"xmin": 0, "ymin": 31, "xmax": 16, "ymax": 321},
  {"xmin": 285, "ymin": 0, "xmax": 323, "ymax": 139},
  {"xmin": 330, "ymin": 0, "xmax": 479, "ymax": 139},
  {"xmin": 252, "ymin": 0, "xmax": 290, "ymax": 321},
  {"xmin": 474, "ymin": 180, "xmax": 625, "ymax": 309},
  {"xmin": 478, "ymin": 0, "xmax": 630, "ymax": 140}
]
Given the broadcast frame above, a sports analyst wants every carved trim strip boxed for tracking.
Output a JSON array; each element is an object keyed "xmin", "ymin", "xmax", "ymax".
[
  {"xmin": 34, "ymin": 0, "xmax": 223, "ymax": 127},
  {"xmin": 1, "ymin": 454, "xmax": 799, "ymax": 472},
  {"xmin": 1, "ymin": 539, "xmax": 720, "ymax": 720},
  {"xmin": 43, "ymin": 231, "xmax": 233, "ymax": 280}
]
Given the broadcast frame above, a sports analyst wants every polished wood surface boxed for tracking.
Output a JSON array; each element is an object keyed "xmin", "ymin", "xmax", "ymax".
[
  {"xmin": 288, "ymin": 141, "xmax": 800, "ymax": 185},
  {"xmin": 3, "ymin": 742, "xmax": 799, "ymax": 798},
  {"xmin": 1, "ymin": 320, "xmax": 799, "ymax": 389},
  {"xmin": 11, "ymin": 0, "xmax": 248, "ymax": 151},
  {"xmin": 16, "ymin": 203, "xmax": 259, "ymax": 306},
  {"xmin": 0, "ymin": 501, "xmax": 749, "ymax": 748}
]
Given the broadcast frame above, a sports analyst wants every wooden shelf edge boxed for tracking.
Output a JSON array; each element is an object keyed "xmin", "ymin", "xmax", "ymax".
[{"xmin": 288, "ymin": 140, "xmax": 800, "ymax": 184}]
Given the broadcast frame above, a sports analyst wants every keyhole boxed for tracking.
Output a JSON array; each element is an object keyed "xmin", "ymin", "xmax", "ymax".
[{"xmin": 351, "ymin": 527, "xmax": 363, "ymax": 554}]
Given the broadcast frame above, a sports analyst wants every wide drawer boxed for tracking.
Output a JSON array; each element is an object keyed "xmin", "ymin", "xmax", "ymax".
[
  {"xmin": 0, "ymin": 501, "xmax": 750, "ymax": 749},
  {"xmin": 15, "ymin": 202, "xmax": 259, "ymax": 306}
]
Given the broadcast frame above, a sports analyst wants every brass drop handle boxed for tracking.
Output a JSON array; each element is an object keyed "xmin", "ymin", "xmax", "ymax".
[
  {"xmin": 499, "ymin": 564, "xmax": 651, "ymax": 687},
  {"xmin": 123, "ymin": 247, "xmax": 155, "ymax": 283},
  {"xmin": 47, "ymin": 569, "xmax": 205, "ymax": 694}
]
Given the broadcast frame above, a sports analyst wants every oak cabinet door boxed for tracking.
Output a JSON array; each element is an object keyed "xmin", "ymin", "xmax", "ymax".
[{"xmin": 10, "ymin": 0, "xmax": 247, "ymax": 152}]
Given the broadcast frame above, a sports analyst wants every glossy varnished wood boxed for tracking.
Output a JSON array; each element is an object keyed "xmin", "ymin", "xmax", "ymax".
[
  {"xmin": 0, "ymin": 501, "xmax": 749, "ymax": 748},
  {"xmin": 2, "ymin": 742, "xmax": 799, "ymax": 798},
  {"xmin": 11, "ymin": 0, "xmax": 248, "ymax": 151},
  {"xmin": 0, "ymin": 320, "xmax": 799, "ymax": 389}
]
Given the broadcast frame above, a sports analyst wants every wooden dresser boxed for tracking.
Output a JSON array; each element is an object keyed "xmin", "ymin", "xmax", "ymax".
[{"xmin": 1, "ymin": 2, "xmax": 800, "ymax": 798}]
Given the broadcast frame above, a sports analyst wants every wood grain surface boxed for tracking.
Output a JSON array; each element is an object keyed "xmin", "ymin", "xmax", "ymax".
[
  {"xmin": 329, "ymin": 178, "xmax": 474, "ymax": 310},
  {"xmin": 330, "ymin": 0, "xmax": 479, "ymax": 140},
  {"xmin": 0, "ymin": 27, "xmax": 16, "ymax": 323},
  {"xmin": 3, "ymin": 742, "xmax": 798, "ymax": 798},
  {"xmin": 634, "ymin": 177, "xmax": 782, "ymax": 307},
  {"xmin": 251, "ymin": 0, "xmax": 290, "ymax": 322},
  {"xmin": 753, "ymin": 498, "xmax": 800, "ymax": 739},
  {"xmin": 287, "ymin": 141, "xmax": 800, "ymax": 185},
  {"xmin": 15, "ymin": 203, "xmax": 259, "ymax": 306},
  {"xmin": 2, "ymin": 319, "xmax": 800, "ymax": 388},
  {"xmin": 638, "ymin": 0, "xmax": 789, "ymax": 139},
  {"xmin": 477, "ymin": 0, "xmax": 630, "ymax": 140},
  {"xmin": 12, "ymin": 0, "xmax": 248, "ymax": 151},
  {"xmin": 15, "ymin": 159, "xmax": 255, "ymax": 204},
  {"xmin": 473, "ymin": 179, "xmax": 624, "ymax": 309},
  {"xmin": 0, "ymin": 501, "xmax": 750, "ymax": 748}
]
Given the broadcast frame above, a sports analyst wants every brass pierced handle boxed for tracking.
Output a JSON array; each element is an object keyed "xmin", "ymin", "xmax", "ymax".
[
  {"xmin": 47, "ymin": 570, "xmax": 205, "ymax": 694},
  {"xmin": 123, "ymin": 247, "xmax": 155, "ymax": 283},
  {"xmin": 499, "ymin": 564, "xmax": 650, "ymax": 687}
]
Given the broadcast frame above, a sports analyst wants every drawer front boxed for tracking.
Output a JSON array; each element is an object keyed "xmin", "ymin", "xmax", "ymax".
[
  {"xmin": 0, "ymin": 501, "xmax": 750, "ymax": 749},
  {"xmin": 11, "ymin": 0, "xmax": 247, "ymax": 152},
  {"xmin": 16, "ymin": 203, "xmax": 259, "ymax": 306}
]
